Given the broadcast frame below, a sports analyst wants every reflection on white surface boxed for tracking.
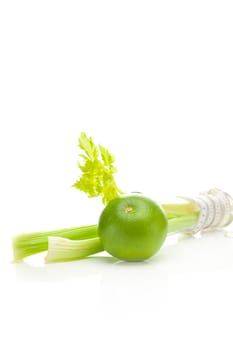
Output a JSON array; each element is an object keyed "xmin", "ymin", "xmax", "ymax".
[
  {"xmin": 9, "ymin": 229, "xmax": 233, "ymax": 320},
  {"xmin": 3, "ymin": 229, "xmax": 233, "ymax": 349},
  {"xmin": 12, "ymin": 255, "xmax": 117, "ymax": 282}
]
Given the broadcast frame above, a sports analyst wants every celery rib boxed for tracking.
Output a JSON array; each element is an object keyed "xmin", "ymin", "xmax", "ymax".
[
  {"xmin": 12, "ymin": 201, "xmax": 200, "ymax": 263},
  {"xmin": 167, "ymin": 214, "xmax": 198, "ymax": 234},
  {"xmin": 13, "ymin": 224, "xmax": 98, "ymax": 262},
  {"xmin": 45, "ymin": 237, "xmax": 103, "ymax": 263},
  {"xmin": 44, "ymin": 214, "xmax": 198, "ymax": 263}
]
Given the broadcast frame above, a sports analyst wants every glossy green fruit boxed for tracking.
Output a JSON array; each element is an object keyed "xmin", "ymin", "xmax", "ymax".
[{"xmin": 98, "ymin": 194, "xmax": 168, "ymax": 261}]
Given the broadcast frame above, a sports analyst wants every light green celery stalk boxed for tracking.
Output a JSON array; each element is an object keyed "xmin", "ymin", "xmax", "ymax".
[
  {"xmin": 13, "ymin": 215, "xmax": 199, "ymax": 262},
  {"xmin": 44, "ymin": 204, "xmax": 199, "ymax": 263},
  {"xmin": 12, "ymin": 132, "xmax": 200, "ymax": 263},
  {"xmin": 13, "ymin": 132, "xmax": 119, "ymax": 262},
  {"xmin": 13, "ymin": 202, "xmax": 199, "ymax": 262},
  {"xmin": 45, "ymin": 237, "xmax": 103, "ymax": 263},
  {"xmin": 13, "ymin": 225, "xmax": 98, "ymax": 262}
]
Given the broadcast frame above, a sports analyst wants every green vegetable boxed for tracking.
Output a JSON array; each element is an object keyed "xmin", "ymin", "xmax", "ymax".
[
  {"xmin": 13, "ymin": 206, "xmax": 199, "ymax": 262},
  {"xmin": 42, "ymin": 212, "xmax": 198, "ymax": 263},
  {"xmin": 12, "ymin": 132, "xmax": 200, "ymax": 263},
  {"xmin": 72, "ymin": 132, "xmax": 123, "ymax": 204},
  {"xmin": 45, "ymin": 237, "xmax": 103, "ymax": 263},
  {"xmin": 13, "ymin": 225, "xmax": 98, "ymax": 262}
]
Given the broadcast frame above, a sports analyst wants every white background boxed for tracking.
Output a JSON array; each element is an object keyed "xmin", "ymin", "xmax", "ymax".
[{"xmin": 1, "ymin": 1, "xmax": 233, "ymax": 349}]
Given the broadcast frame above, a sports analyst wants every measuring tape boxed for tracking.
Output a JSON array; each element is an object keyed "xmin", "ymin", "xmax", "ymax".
[{"xmin": 186, "ymin": 188, "xmax": 233, "ymax": 234}]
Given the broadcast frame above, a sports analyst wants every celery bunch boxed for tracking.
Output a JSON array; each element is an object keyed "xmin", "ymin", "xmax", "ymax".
[{"xmin": 12, "ymin": 133, "xmax": 199, "ymax": 263}]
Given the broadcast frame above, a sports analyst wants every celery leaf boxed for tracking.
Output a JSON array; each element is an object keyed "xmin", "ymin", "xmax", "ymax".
[{"xmin": 73, "ymin": 132, "xmax": 123, "ymax": 204}]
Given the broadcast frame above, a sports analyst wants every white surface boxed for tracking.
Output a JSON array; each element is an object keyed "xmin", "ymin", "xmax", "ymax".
[{"xmin": 1, "ymin": 1, "xmax": 233, "ymax": 349}]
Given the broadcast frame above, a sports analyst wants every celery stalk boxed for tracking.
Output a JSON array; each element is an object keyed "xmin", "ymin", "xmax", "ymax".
[
  {"xmin": 12, "ymin": 202, "xmax": 199, "ymax": 262},
  {"xmin": 12, "ymin": 132, "xmax": 201, "ymax": 263},
  {"xmin": 167, "ymin": 214, "xmax": 198, "ymax": 234},
  {"xmin": 13, "ymin": 225, "xmax": 98, "ymax": 262},
  {"xmin": 43, "ymin": 213, "xmax": 199, "ymax": 263},
  {"xmin": 45, "ymin": 237, "xmax": 103, "ymax": 263}
]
